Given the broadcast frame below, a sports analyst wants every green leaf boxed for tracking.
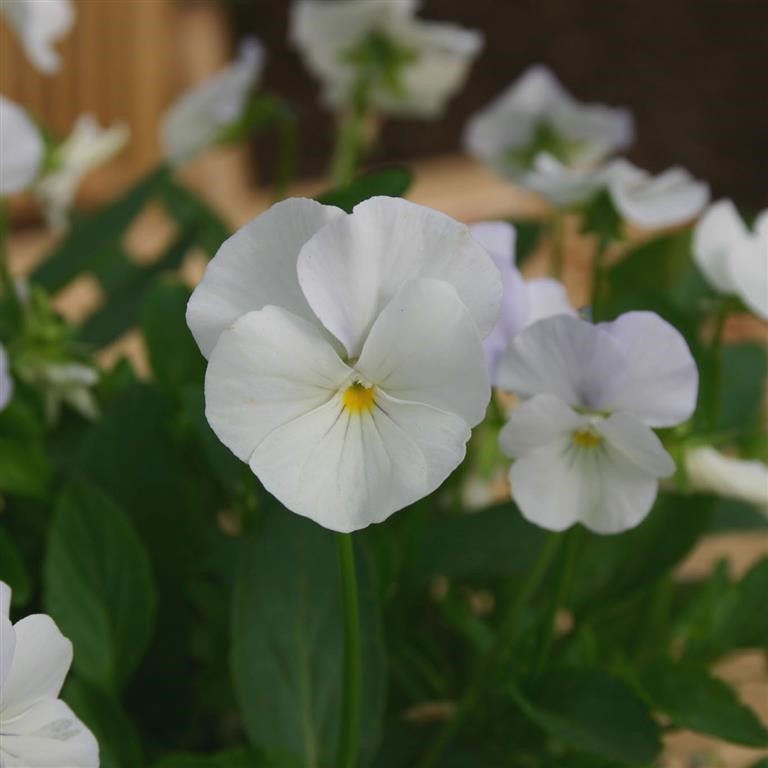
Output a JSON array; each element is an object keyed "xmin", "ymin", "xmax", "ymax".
[
  {"xmin": 717, "ymin": 343, "xmax": 767, "ymax": 435},
  {"xmin": 638, "ymin": 660, "xmax": 768, "ymax": 747},
  {"xmin": 0, "ymin": 525, "xmax": 31, "ymax": 604},
  {"xmin": 511, "ymin": 669, "xmax": 662, "ymax": 764},
  {"xmin": 63, "ymin": 676, "xmax": 144, "ymax": 768},
  {"xmin": 232, "ymin": 509, "xmax": 387, "ymax": 767},
  {"xmin": 44, "ymin": 481, "xmax": 157, "ymax": 692},
  {"xmin": 509, "ymin": 219, "xmax": 543, "ymax": 267},
  {"xmin": 570, "ymin": 493, "xmax": 712, "ymax": 611},
  {"xmin": 0, "ymin": 435, "xmax": 50, "ymax": 497},
  {"xmin": 33, "ymin": 167, "xmax": 170, "ymax": 292},
  {"xmin": 79, "ymin": 234, "xmax": 193, "ymax": 347},
  {"xmin": 141, "ymin": 280, "xmax": 204, "ymax": 392},
  {"xmin": 162, "ymin": 179, "xmax": 230, "ymax": 256},
  {"xmin": 316, "ymin": 167, "xmax": 413, "ymax": 212},
  {"xmin": 411, "ymin": 503, "xmax": 549, "ymax": 582},
  {"xmin": 153, "ymin": 749, "xmax": 288, "ymax": 768}
]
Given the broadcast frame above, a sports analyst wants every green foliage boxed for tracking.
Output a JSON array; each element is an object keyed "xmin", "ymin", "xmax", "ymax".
[
  {"xmin": 511, "ymin": 670, "xmax": 662, "ymax": 764},
  {"xmin": 44, "ymin": 481, "xmax": 157, "ymax": 692},
  {"xmin": 0, "ymin": 525, "xmax": 31, "ymax": 604},
  {"xmin": 232, "ymin": 508, "xmax": 386, "ymax": 767},
  {"xmin": 638, "ymin": 660, "xmax": 768, "ymax": 746},
  {"xmin": 316, "ymin": 167, "xmax": 413, "ymax": 212}
]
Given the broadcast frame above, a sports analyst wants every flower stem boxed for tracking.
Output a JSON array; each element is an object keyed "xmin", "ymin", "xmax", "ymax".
[
  {"xmin": 590, "ymin": 235, "xmax": 609, "ymax": 322},
  {"xmin": 416, "ymin": 533, "xmax": 561, "ymax": 768},
  {"xmin": 330, "ymin": 81, "xmax": 373, "ymax": 188},
  {"xmin": 706, "ymin": 301, "xmax": 729, "ymax": 430},
  {"xmin": 336, "ymin": 533, "xmax": 361, "ymax": 768},
  {"xmin": 550, "ymin": 210, "xmax": 565, "ymax": 279}
]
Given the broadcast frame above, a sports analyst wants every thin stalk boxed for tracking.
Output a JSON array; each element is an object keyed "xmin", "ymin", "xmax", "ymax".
[
  {"xmin": 0, "ymin": 201, "xmax": 22, "ymax": 330},
  {"xmin": 416, "ymin": 533, "xmax": 561, "ymax": 768},
  {"xmin": 273, "ymin": 107, "xmax": 298, "ymax": 201},
  {"xmin": 707, "ymin": 301, "xmax": 729, "ymax": 430},
  {"xmin": 336, "ymin": 533, "xmax": 362, "ymax": 768},
  {"xmin": 590, "ymin": 235, "xmax": 609, "ymax": 322},
  {"xmin": 330, "ymin": 79, "xmax": 372, "ymax": 188},
  {"xmin": 550, "ymin": 210, "xmax": 565, "ymax": 279}
]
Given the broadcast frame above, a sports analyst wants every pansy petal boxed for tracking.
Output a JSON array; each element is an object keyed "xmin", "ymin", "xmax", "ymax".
[
  {"xmin": 0, "ymin": 580, "xmax": 10, "ymax": 617},
  {"xmin": 693, "ymin": 199, "xmax": 747, "ymax": 294},
  {"xmin": 598, "ymin": 311, "xmax": 698, "ymax": 427},
  {"xmin": 356, "ymin": 278, "xmax": 490, "ymax": 426},
  {"xmin": 510, "ymin": 437, "xmax": 660, "ymax": 534},
  {"xmin": 496, "ymin": 314, "xmax": 626, "ymax": 410},
  {"xmin": 728, "ymin": 234, "xmax": 768, "ymax": 320},
  {"xmin": 205, "ymin": 306, "xmax": 351, "ymax": 462},
  {"xmin": 249, "ymin": 395, "xmax": 427, "ymax": 532},
  {"xmin": 596, "ymin": 412, "xmax": 675, "ymax": 476},
  {"xmin": 187, "ymin": 198, "xmax": 345, "ymax": 358},
  {"xmin": 1, "ymin": 615, "xmax": 15, "ymax": 691},
  {"xmin": 525, "ymin": 277, "xmax": 576, "ymax": 324},
  {"xmin": 0, "ymin": 96, "xmax": 44, "ymax": 195},
  {"xmin": 1, "ymin": 0, "xmax": 74, "ymax": 74},
  {"xmin": 1, "ymin": 615, "xmax": 72, "ymax": 720},
  {"xmin": 499, "ymin": 394, "xmax": 586, "ymax": 457},
  {"xmin": 297, "ymin": 196, "xmax": 501, "ymax": 357},
  {"xmin": 0, "ymin": 697, "xmax": 98, "ymax": 767}
]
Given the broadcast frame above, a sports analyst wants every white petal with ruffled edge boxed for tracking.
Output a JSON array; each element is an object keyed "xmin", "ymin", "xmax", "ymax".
[
  {"xmin": 496, "ymin": 314, "xmax": 628, "ymax": 410},
  {"xmin": 728, "ymin": 213, "xmax": 768, "ymax": 320},
  {"xmin": 0, "ymin": 697, "xmax": 99, "ymax": 768},
  {"xmin": 355, "ymin": 278, "xmax": 490, "ymax": 426},
  {"xmin": 187, "ymin": 198, "xmax": 345, "ymax": 358},
  {"xmin": 297, "ymin": 197, "xmax": 501, "ymax": 357},
  {"xmin": 0, "ymin": 615, "xmax": 72, "ymax": 721},
  {"xmin": 0, "ymin": 616, "xmax": 15, "ymax": 692},
  {"xmin": 0, "ymin": 96, "xmax": 44, "ymax": 196},
  {"xmin": 525, "ymin": 278, "xmax": 575, "ymax": 325},
  {"xmin": 597, "ymin": 311, "xmax": 698, "ymax": 427},
  {"xmin": 204, "ymin": 306, "xmax": 352, "ymax": 462}
]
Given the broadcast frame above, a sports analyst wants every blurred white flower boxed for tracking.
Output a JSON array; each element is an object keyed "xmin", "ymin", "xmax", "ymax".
[
  {"xmin": 498, "ymin": 312, "xmax": 698, "ymax": 533},
  {"xmin": 0, "ymin": 0, "xmax": 74, "ymax": 74},
  {"xmin": 19, "ymin": 361, "xmax": 99, "ymax": 424},
  {"xmin": 290, "ymin": 0, "xmax": 482, "ymax": 118},
  {"xmin": 605, "ymin": 159, "xmax": 709, "ymax": 229},
  {"xmin": 464, "ymin": 65, "xmax": 633, "ymax": 204},
  {"xmin": 188, "ymin": 196, "xmax": 501, "ymax": 532},
  {"xmin": 162, "ymin": 38, "xmax": 264, "ymax": 166},
  {"xmin": 470, "ymin": 220, "xmax": 576, "ymax": 383},
  {"xmin": 0, "ymin": 581, "xmax": 99, "ymax": 768},
  {"xmin": 0, "ymin": 95, "xmax": 44, "ymax": 196},
  {"xmin": 685, "ymin": 447, "xmax": 768, "ymax": 513},
  {"xmin": 36, "ymin": 114, "xmax": 129, "ymax": 231},
  {"xmin": 0, "ymin": 342, "xmax": 12, "ymax": 411},
  {"xmin": 693, "ymin": 200, "xmax": 768, "ymax": 320}
]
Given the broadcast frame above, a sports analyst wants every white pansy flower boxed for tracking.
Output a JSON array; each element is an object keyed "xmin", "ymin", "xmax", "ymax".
[
  {"xmin": 0, "ymin": 0, "xmax": 74, "ymax": 74},
  {"xmin": 36, "ymin": 114, "xmax": 129, "ymax": 231},
  {"xmin": 0, "ymin": 343, "xmax": 12, "ymax": 412},
  {"xmin": 685, "ymin": 447, "xmax": 768, "ymax": 513},
  {"xmin": 19, "ymin": 361, "xmax": 99, "ymax": 423},
  {"xmin": 464, "ymin": 65, "xmax": 633, "ymax": 204},
  {"xmin": 605, "ymin": 159, "xmax": 709, "ymax": 229},
  {"xmin": 290, "ymin": 0, "xmax": 483, "ymax": 118},
  {"xmin": 0, "ymin": 581, "xmax": 99, "ymax": 767},
  {"xmin": 498, "ymin": 312, "xmax": 698, "ymax": 533},
  {"xmin": 693, "ymin": 200, "xmax": 768, "ymax": 320},
  {"xmin": 162, "ymin": 38, "xmax": 264, "ymax": 166},
  {"xmin": 188, "ymin": 196, "xmax": 501, "ymax": 532},
  {"xmin": 470, "ymin": 220, "xmax": 576, "ymax": 383},
  {"xmin": 0, "ymin": 96, "xmax": 44, "ymax": 196}
]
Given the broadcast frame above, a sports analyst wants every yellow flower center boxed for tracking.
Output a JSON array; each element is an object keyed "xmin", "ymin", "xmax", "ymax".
[
  {"xmin": 572, "ymin": 429, "xmax": 602, "ymax": 449},
  {"xmin": 342, "ymin": 382, "xmax": 376, "ymax": 414}
]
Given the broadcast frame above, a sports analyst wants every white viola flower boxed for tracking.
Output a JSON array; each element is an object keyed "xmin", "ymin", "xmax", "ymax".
[
  {"xmin": 684, "ymin": 447, "xmax": 768, "ymax": 513},
  {"xmin": 463, "ymin": 65, "xmax": 633, "ymax": 204},
  {"xmin": 18, "ymin": 361, "xmax": 99, "ymax": 423},
  {"xmin": 0, "ymin": 342, "xmax": 12, "ymax": 412},
  {"xmin": 605, "ymin": 159, "xmax": 710, "ymax": 229},
  {"xmin": 0, "ymin": 0, "xmax": 74, "ymax": 74},
  {"xmin": 36, "ymin": 114, "xmax": 129, "ymax": 231},
  {"xmin": 290, "ymin": 0, "xmax": 483, "ymax": 118},
  {"xmin": 498, "ymin": 312, "xmax": 698, "ymax": 533},
  {"xmin": 0, "ymin": 581, "xmax": 99, "ymax": 767},
  {"xmin": 188, "ymin": 196, "xmax": 501, "ymax": 532},
  {"xmin": 693, "ymin": 200, "xmax": 768, "ymax": 320},
  {"xmin": 469, "ymin": 220, "xmax": 576, "ymax": 383},
  {"xmin": 0, "ymin": 95, "xmax": 44, "ymax": 196},
  {"xmin": 162, "ymin": 38, "xmax": 265, "ymax": 166}
]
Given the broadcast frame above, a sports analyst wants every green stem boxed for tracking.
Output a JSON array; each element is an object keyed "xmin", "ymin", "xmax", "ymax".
[
  {"xmin": 330, "ymin": 80, "xmax": 372, "ymax": 188},
  {"xmin": 590, "ymin": 235, "xmax": 609, "ymax": 322},
  {"xmin": 707, "ymin": 301, "xmax": 729, "ymax": 430},
  {"xmin": 337, "ymin": 533, "xmax": 361, "ymax": 768},
  {"xmin": 417, "ymin": 533, "xmax": 561, "ymax": 768},
  {"xmin": 534, "ymin": 526, "xmax": 582, "ymax": 673},
  {"xmin": 550, "ymin": 210, "xmax": 565, "ymax": 279},
  {"xmin": 0, "ymin": 201, "xmax": 22, "ymax": 330},
  {"xmin": 273, "ymin": 107, "xmax": 299, "ymax": 202}
]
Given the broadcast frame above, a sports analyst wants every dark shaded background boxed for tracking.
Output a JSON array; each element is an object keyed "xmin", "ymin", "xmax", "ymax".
[{"xmin": 232, "ymin": 0, "xmax": 768, "ymax": 209}]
